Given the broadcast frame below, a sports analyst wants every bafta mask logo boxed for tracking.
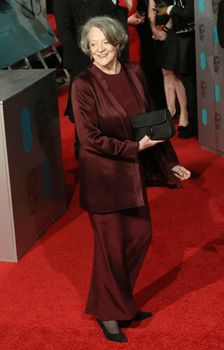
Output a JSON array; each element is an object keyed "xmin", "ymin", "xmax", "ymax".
[
  {"xmin": 200, "ymin": 80, "xmax": 207, "ymax": 97},
  {"xmin": 199, "ymin": 24, "xmax": 205, "ymax": 41},
  {"xmin": 213, "ymin": 56, "xmax": 220, "ymax": 73},
  {"xmin": 215, "ymin": 113, "xmax": 222, "ymax": 130},
  {"xmin": 212, "ymin": 0, "xmax": 218, "ymax": 15}
]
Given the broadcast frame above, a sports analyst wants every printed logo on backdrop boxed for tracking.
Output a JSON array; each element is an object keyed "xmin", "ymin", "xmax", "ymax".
[
  {"xmin": 213, "ymin": 55, "xmax": 220, "ymax": 73},
  {"xmin": 215, "ymin": 83, "xmax": 221, "ymax": 103},
  {"xmin": 213, "ymin": 25, "xmax": 219, "ymax": 44},
  {"xmin": 202, "ymin": 108, "xmax": 208, "ymax": 126},
  {"xmin": 198, "ymin": 0, "xmax": 205, "ymax": 13},
  {"xmin": 199, "ymin": 24, "xmax": 206, "ymax": 41},
  {"xmin": 215, "ymin": 112, "xmax": 222, "ymax": 130},
  {"xmin": 200, "ymin": 80, "xmax": 207, "ymax": 97},
  {"xmin": 21, "ymin": 107, "xmax": 33, "ymax": 154},
  {"xmin": 212, "ymin": 0, "xmax": 219, "ymax": 15},
  {"xmin": 200, "ymin": 52, "xmax": 206, "ymax": 70}
]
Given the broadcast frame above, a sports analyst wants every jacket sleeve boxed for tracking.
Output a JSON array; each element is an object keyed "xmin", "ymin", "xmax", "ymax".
[
  {"xmin": 72, "ymin": 78, "xmax": 139, "ymax": 160},
  {"xmin": 53, "ymin": 0, "xmax": 78, "ymax": 71},
  {"xmin": 170, "ymin": 0, "xmax": 194, "ymax": 18}
]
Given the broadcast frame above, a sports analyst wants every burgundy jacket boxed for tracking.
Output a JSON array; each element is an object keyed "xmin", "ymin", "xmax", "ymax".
[{"xmin": 72, "ymin": 62, "xmax": 179, "ymax": 213}]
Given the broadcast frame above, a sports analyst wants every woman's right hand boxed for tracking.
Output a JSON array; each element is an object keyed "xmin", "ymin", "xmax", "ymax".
[{"xmin": 138, "ymin": 135, "xmax": 164, "ymax": 151}]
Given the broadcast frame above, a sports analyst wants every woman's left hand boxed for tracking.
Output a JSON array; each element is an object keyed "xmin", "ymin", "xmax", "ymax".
[
  {"xmin": 171, "ymin": 165, "xmax": 191, "ymax": 181},
  {"xmin": 152, "ymin": 28, "xmax": 167, "ymax": 41},
  {"xmin": 128, "ymin": 12, "xmax": 145, "ymax": 26},
  {"xmin": 154, "ymin": 6, "xmax": 168, "ymax": 16}
]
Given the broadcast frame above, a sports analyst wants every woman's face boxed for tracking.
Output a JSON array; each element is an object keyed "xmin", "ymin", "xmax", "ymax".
[{"xmin": 88, "ymin": 26, "xmax": 119, "ymax": 70}]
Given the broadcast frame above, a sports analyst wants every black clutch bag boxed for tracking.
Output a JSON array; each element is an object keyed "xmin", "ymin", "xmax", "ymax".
[{"xmin": 131, "ymin": 109, "xmax": 175, "ymax": 141}]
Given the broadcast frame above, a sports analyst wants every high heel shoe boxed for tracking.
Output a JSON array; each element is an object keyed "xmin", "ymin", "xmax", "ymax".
[
  {"xmin": 178, "ymin": 125, "xmax": 197, "ymax": 139},
  {"xmin": 118, "ymin": 310, "xmax": 153, "ymax": 328},
  {"xmin": 96, "ymin": 319, "xmax": 127, "ymax": 343},
  {"xmin": 177, "ymin": 125, "xmax": 188, "ymax": 133},
  {"xmin": 133, "ymin": 310, "xmax": 153, "ymax": 321}
]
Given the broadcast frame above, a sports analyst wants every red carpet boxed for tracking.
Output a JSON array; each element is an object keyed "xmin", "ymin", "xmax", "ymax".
[{"xmin": 1, "ymin": 86, "xmax": 224, "ymax": 349}]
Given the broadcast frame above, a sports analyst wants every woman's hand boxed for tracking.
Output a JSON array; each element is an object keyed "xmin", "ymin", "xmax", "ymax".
[
  {"xmin": 128, "ymin": 12, "xmax": 145, "ymax": 26},
  {"xmin": 154, "ymin": 6, "xmax": 168, "ymax": 16},
  {"xmin": 138, "ymin": 135, "xmax": 164, "ymax": 151},
  {"xmin": 152, "ymin": 27, "xmax": 167, "ymax": 40},
  {"xmin": 171, "ymin": 165, "xmax": 191, "ymax": 181}
]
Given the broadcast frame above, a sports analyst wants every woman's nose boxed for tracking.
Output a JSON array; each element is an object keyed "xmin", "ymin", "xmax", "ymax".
[{"xmin": 98, "ymin": 43, "xmax": 105, "ymax": 52}]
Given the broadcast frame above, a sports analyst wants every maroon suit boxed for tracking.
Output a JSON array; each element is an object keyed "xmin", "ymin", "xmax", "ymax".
[{"xmin": 72, "ymin": 62, "xmax": 179, "ymax": 320}]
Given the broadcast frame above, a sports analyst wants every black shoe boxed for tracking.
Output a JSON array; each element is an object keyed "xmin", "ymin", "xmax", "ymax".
[
  {"xmin": 96, "ymin": 319, "xmax": 127, "ymax": 343},
  {"xmin": 178, "ymin": 126, "xmax": 197, "ymax": 139},
  {"xmin": 133, "ymin": 310, "xmax": 153, "ymax": 321},
  {"xmin": 118, "ymin": 311, "xmax": 153, "ymax": 328},
  {"xmin": 177, "ymin": 125, "xmax": 188, "ymax": 133}
]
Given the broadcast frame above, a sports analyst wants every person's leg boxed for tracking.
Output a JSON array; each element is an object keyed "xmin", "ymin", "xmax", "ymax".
[
  {"xmin": 179, "ymin": 72, "xmax": 198, "ymax": 138},
  {"xmin": 178, "ymin": 34, "xmax": 198, "ymax": 138},
  {"xmin": 173, "ymin": 74, "xmax": 189, "ymax": 127},
  {"xmin": 162, "ymin": 68, "xmax": 176, "ymax": 117}
]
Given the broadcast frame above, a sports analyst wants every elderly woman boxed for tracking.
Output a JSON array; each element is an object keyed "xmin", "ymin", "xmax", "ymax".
[{"xmin": 72, "ymin": 16, "xmax": 190, "ymax": 343}]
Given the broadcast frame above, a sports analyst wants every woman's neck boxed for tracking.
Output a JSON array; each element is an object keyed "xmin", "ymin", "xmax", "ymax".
[{"xmin": 93, "ymin": 61, "xmax": 121, "ymax": 75}]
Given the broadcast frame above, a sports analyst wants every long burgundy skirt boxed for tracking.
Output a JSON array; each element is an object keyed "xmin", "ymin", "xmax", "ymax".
[{"xmin": 85, "ymin": 202, "xmax": 152, "ymax": 321}]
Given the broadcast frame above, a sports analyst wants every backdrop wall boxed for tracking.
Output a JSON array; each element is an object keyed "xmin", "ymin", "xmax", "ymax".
[{"xmin": 195, "ymin": 0, "xmax": 224, "ymax": 154}]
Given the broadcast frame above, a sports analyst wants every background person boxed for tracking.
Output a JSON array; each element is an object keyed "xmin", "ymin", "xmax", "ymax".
[
  {"xmin": 119, "ymin": 0, "xmax": 145, "ymax": 63},
  {"xmin": 136, "ymin": 0, "xmax": 167, "ymax": 109},
  {"xmin": 148, "ymin": 0, "xmax": 189, "ymax": 133},
  {"xmin": 154, "ymin": 0, "xmax": 197, "ymax": 138},
  {"xmin": 72, "ymin": 16, "xmax": 190, "ymax": 343}
]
